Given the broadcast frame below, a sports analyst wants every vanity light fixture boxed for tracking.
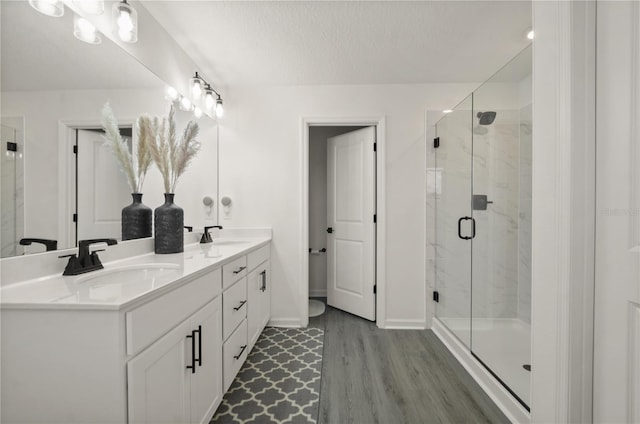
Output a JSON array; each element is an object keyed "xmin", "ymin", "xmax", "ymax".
[
  {"xmin": 179, "ymin": 96, "xmax": 193, "ymax": 112},
  {"xmin": 189, "ymin": 71, "xmax": 224, "ymax": 119},
  {"xmin": 166, "ymin": 86, "xmax": 179, "ymax": 102},
  {"xmin": 73, "ymin": 0, "xmax": 104, "ymax": 15},
  {"xmin": 193, "ymin": 106, "xmax": 203, "ymax": 119},
  {"xmin": 191, "ymin": 73, "xmax": 204, "ymax": 100},
  {"xmin": 204, "ymin": 84, "xmax": 215, "ymax": 112},
  {"xmin": 29, "ymin": 0, "xmax": 64, "ymax": 17},
  {"xmin": 113, "ymin": 0, "xmax": 137, "ymax": 43},
  {"xmin": 215, "ymin": 95, "xmax": 224, "ymax": 118},
  {"xmin": 73, "ymin": 15, "xmax": 102, "ymax": 44}
]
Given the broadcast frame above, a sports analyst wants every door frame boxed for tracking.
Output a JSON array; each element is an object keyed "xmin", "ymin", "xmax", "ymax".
[
  {"xmin": 57, "ymin": 119, "xmax": 134, "ymax": 248},
  {"xmin": 531, "ymin": 1, "xmax": 596, "ymax": 422},
  {"xmin": 301, "ymin": 116, "xmax": 386, "ymax": 328}
]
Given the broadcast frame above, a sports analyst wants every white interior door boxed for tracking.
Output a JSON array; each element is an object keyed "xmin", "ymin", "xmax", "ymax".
[
  {"xmin": 594, "ymin": 2, "xmax": 640, "ymax": 422},
  {"xmin": 326, "ymin": 126, "xmax": 376, "ymax": 321},
  {"xmin": 77, "ymin": 129, "xmax": 131, "ymax": 242}
]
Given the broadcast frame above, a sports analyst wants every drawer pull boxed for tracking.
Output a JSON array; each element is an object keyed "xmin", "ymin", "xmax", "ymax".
[
  {"xmin": 195, "ymin": 325, "xmax": 202, "ymax": 367},
  {"xmin": 233, "ymin": 300, "xmax": 247, "ymax": 311},
  {"xmin": 233, "ymin": 345, "xmax": 247, "ymax": 360},
  {"xmin": 232, "ymin": 266, "xmax": 247, "ymax": 274},
  {"xmin": 186, "ymin": 330, "xmax": 197, "ymax": 374},
  {"xmin": 260, "ymin": 270, "xmax": 267, "ymax": 292}
]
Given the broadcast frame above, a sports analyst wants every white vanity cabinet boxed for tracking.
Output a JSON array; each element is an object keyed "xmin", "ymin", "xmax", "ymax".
[
  {"xmin": 221, "ymin": 244, "xmax": 271, "ymax": 391},
  {"xmin": 247, "ymin": 245, "xmax": 271, "ymax": 351},
  {"xmin": 127, "ymin": 297, "xmax": 223, "ymax": 424}
]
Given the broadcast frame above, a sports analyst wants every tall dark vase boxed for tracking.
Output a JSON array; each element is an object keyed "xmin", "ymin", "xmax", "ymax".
[
  {"xmin": 154, "ymin": 193, "xmax": 184, "ymax": 254},
  {"xmin": 122, "ymin": 193, "xmax": 152, "ymax": 241}
]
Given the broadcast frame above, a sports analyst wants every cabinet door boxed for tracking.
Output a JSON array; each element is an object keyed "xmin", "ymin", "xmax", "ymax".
[
  {"xmin": 128, "ymin": 320, "xmax": 192, "ymax": 424},
  {"xmin": 190, "ymin": 298, "xmax": 223, "ymax": 424},
  {"xmin": 248, "ymin": 261, "xmax": 271, "ymax": 351}
]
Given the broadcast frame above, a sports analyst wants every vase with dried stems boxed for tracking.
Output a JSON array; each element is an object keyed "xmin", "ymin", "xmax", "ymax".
[
  {"xmin": 101, "ymin": 103, "xmax": 153, "ymax": 241},
  {"xmin": 141, "ymin": 105, "xmax": 200, "ymax": 254}
]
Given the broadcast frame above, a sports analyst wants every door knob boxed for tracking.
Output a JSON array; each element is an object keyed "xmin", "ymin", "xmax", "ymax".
[{"xmin": 327, "ymin": 227, "xmax": 333, "ymax": 234}]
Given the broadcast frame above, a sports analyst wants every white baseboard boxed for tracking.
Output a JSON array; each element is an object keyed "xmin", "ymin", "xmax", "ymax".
[
  {"xmin": 309, "ymin": 289, "xmax": 327, "ymax": 297},
  {"xmin": 382, "ymin": 319, "xmax": 427, "ymax": 330},
  {"xmin": 267, "ymin": 318, "xmax": 304, "ymax": 328},
  {"xmin": 432, "ymin": 318, "xmax": 530, "ymax": 424}
]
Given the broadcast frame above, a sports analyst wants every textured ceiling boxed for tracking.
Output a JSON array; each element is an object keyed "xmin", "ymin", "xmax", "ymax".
[{"xmin": 142, "ymin": 0, "xmax": 532, "ymax": 87}]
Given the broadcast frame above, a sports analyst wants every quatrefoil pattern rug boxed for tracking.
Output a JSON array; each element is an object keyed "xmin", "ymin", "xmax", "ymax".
[{"xmin": 211, "ymin": 327, "xmax": 324, "ymax": 424}]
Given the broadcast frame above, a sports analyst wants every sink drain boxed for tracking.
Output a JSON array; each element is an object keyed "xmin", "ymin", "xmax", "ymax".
[{"xmin": 523, "ymin": 364, "xmax": 531, "ymax": 371}]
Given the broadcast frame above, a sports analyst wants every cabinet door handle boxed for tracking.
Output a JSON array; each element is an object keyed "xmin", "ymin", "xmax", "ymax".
[
  {"xmin": 233, "ymin": 300, "xmax": 247, "ymax": 311},
  {"xmin": 194, "ymin": 325, "xmax": 202, "ymax": 367},
  {"xmin": 232, "ymin": 266, "xmax": 246, "ymax": 274},
  {"xmin": 233, "ymin": 345, "xmax": 247, "ymax": 360},
  {"xmin": 186, "ymin": 330, "xmax": 196, "ymax": 374},
  {"xmin": 260, "ymin": 270, "xmax": 267, "ymax": 292}
]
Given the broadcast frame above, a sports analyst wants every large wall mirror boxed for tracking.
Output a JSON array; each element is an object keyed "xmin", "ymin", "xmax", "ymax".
[{"xmin": 1, "ymin": 1, "xmax": 219, "ymax": 258}]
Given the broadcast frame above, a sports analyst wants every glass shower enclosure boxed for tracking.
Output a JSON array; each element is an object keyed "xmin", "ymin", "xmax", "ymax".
[{"xmin": 434, "ymin": 45, "xmax": 532, "ymax": 409}]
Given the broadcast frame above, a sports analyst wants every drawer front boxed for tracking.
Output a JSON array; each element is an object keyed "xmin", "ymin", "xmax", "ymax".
[
  {"xmin": 223, "ymin": 319, "xmax": 248, "ymax": 392},
  {"xmin": 222, "ymin": 256, "xmax": 247, "ymax": 289},
  {"xmin": 247, "ymin": 244, "xmax": 270, "ymax": 272},
  {"xmin": 223, "ymin": 278, "xmax": 247, "ymax": 340},
  {"xmin": 126, "ymin": 269, "xmax": 222, "ymax": 356}
]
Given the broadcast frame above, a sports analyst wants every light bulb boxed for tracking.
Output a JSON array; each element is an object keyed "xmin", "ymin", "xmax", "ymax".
[
  {"xmin": 442, "ymin": 109, "xmax": 453, "ymax": 114},
  {"xmin": 166, "ymin": 86, "xmax": 179, "ymax": 101},
  {"xmin": 193, "ymin": 106, "xmax": 203, "ymax": 119},
  {"xmin": 215, "ymin": 97, "xmax": 224, "ymax": 118},
  {"xmin": 113, "ymin": 0, "xmax": 137, "ymax": 43},
  {"xmin": 74, "ymin": 15, "xmax": 101, "ymax": 44},
  {"xmin": 29, "ymin": 0, "xmax": 64, "ymax": 17},
  {"xmin": 73, "ymin": 0, "xmax": 104, "ymax": 15},
  {"xmin": 526, "ymin": 28, "xmax": 534, "ymax": 40},
  {"xmin": 191, "ymin": 75, "xmax": 203, "ymax": 100},
  {"xmin": 204, "ymin": 89, "xmax": 215, "ymax": 112},
  {"xmin": 180, "ymin": 96, "xmax": 192, "ymax": 111}
]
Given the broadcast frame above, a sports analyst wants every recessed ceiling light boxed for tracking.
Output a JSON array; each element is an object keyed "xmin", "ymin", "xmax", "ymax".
[{"xmin": 526, "ymin": 28, "xmax": 534, "ymax": 40}]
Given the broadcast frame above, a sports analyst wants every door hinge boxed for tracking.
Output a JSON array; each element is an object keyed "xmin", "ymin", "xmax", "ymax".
[
  {"xmin": 373, "ymin": 214, "xmax": 377, "ymax": 223},
  {"xmin": 373, "ymin": 284, "xmax": 377, "ymax": 294},
  {"xmin": 433, "ymin": 291, "xmax": 440, "ymax": 303},
  {"xmin": 72, "ymin": 213, "xmax": 77, "ymax": 223},
  {"xmin": 373, "ymin": 142, "xmax": 377, "ymax": 152},
  {"xmin": 433, "ymin": 137, "xmax": 440, "ymax": 149},
  {"xmin": 73, "ymin": 145, "xmax": 78, "ymax": 154}
]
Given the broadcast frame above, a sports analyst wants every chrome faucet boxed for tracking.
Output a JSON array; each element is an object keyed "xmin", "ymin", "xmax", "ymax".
[
  {"xmin": 200, "ymin": 226, "xmax": 223, "ymax": 244},
  {"xmin": 59, "ymin": 239, "xmax": 117, "ymax": 276}
]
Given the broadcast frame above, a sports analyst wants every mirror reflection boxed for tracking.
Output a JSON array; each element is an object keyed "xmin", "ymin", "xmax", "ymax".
[{"xmin": 1, "ymin": 1, "xmax": 218, "ymax": 258}]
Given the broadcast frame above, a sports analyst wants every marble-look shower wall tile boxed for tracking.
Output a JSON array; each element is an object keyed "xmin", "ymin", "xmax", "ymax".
[
  {"xmin": 518, "ymin": 104, "xmax": 533, "ymax": 323},
  {"xmin": 471, "ymin": 110, "xmax": 520, "ymax": 319}
]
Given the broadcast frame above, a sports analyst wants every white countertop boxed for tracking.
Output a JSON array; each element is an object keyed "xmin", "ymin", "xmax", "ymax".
[{"xmin": 0, "ymin": 237, "xmax": 270, "ymax": 311}]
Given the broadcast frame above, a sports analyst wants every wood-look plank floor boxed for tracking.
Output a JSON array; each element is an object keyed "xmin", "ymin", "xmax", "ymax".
[{"xmin": 314, "ymin": 306, "xmax": 509, "ymax": 424}]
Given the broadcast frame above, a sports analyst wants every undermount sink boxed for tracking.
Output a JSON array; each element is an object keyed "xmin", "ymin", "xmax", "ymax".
[{"xmin": 75, "ymin": 263, "xmax": 182, "ymax": 285}]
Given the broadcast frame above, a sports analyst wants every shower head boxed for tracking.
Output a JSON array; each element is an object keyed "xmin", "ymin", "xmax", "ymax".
[{"xmin": 476, "ymin": 111, "xmax": 497, "ymax": 125}]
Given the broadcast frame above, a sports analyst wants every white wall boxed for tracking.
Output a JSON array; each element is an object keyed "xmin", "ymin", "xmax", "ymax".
[
  {"xmin": 308, "ymin": 126, "xmax": 364, "ymax": 297},
  {"xmin": 1, "ymin": 88, "xmax": 218, "ymax": 249},
  {"xmin": 219, "ymin": 83, "xmax": 476, "ymax": 327}
]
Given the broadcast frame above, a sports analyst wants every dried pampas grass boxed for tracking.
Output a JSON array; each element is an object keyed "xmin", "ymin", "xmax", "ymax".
[
  {"xmin": 140, "ymin": 104, "xmax": 200, "ymax": 193},
  {"xmin": 101, "ymin": 103, "xmax": 154, "ymax": 193}
]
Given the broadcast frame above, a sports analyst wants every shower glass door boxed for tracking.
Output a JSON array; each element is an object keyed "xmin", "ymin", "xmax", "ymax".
[
  {"xmin": 470, "ymin": 45, "xmax": 532, "ymax": 409},
  {"xmin": 434, "ymin": 94, "xmax": 473, "ymax": 347}
]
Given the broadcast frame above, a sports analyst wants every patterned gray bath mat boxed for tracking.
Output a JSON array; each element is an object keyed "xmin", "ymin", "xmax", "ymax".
[{"xmin": 211, "ymin": 327, "xmax": 325, "ymax": 424}]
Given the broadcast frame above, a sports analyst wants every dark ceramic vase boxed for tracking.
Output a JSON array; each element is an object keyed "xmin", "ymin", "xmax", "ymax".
[
  {"xmin": 154, "ymin": 193, "xmax": 184, "ymax": 254},
  {"xmin": 122, "ymin": 193, "xmax": 152, "ymax": 241}
]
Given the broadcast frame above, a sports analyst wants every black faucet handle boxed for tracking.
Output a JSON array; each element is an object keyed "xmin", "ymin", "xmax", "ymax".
[
  {"xmin": 204, "ymin": 225, "xmax": 223, "ymax": 231},
  {"xmin": 184, "ymin": 226, "xmax": 194, "ymax": 232},
  {"xmin": 20, "ymin": 238, "xmax": 58, "ymax": 251},
  {"xmin": 58, "ymin": 253, "xmax": 76, "ymax": 259}
]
